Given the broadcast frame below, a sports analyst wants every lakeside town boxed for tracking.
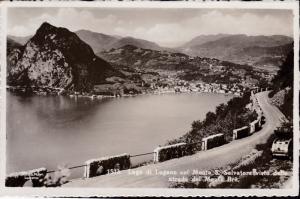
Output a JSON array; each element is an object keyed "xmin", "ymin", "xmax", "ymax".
[
  {"xmin": 7, "ymin": 62, "xmax": 272, "ymax": 99},
  {"xmin": 7, "ymin": 76, "xmax": 251, "ymax": 99}
]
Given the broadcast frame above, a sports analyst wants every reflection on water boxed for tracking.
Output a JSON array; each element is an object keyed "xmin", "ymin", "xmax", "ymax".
[{"xmin": 7, "ymin": 92, "xmax": 232, "ymax": 175}]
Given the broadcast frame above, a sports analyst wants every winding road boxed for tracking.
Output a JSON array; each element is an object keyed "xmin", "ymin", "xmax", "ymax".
[{"xmin": 65, "ymin": 91, "xmax": 285, "ymax": 187}]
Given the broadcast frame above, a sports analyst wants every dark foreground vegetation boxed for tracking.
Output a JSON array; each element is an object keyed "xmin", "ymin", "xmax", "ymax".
[
  {"xmin": 168, "ymin": 49, "xmax": 294, "ymax": 189},
  {"xmin": 170, "ymin": 134, "xmax": 292, "ymax": 188},
  {"xmin": 167, "ymin": 91, "xmax": 257, "ymax": 150},
  {"xmin": 268, "ymin": 50, "xmax": 293, "ymax": 120}
]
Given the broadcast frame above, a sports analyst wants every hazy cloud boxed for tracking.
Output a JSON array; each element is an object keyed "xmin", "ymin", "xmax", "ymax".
[{"xmin": 8, "ymin": 7, "xmax": 294, "ymax": 47}]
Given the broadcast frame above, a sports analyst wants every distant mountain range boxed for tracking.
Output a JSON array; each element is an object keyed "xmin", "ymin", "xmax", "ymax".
[
  {"xmin": 99, "ymin": 44, "xmax": 262, "ymax": 85},
  {"xmin": 7, "ymin": 22, "xmax": 294, "ymax": 94},
  {"xmin": 178, "ymin": 34, "xmax": 231, "ymax": 49},
  {"xmin": 76, "ymin": 29, "xmax": 170, "ymax": 53},
  {"xmin": 67, "ymin": 32, "xmax": 296, "ymax": 71},
  {"xmin": 7, "ymin": 35, "xmax": 31, "ymax": 45},
  {"xmin": 99, "ymin": 44, "xmax": 191, "ymax": 70},
  {"xmin": 7, "ymin": 22, "xmax": 121, "ymax": 92},
  {"xmin": 7, "ymin": 38, "xmax": 22, "ymax": 54},
  {"xmin": 9, "ymin": 29, "xmax": 169, "ymax": 54},
  {"xmin": 9, "ymin": 30, "xmax": 293, "ymax": 71},
  {"xmin": 99, "ymin": 44, "xmax": 215, "ymax": 71},
  {"xmin": 75, "ymin": 29, "xmax": 119, "ymax": 53},
  {"xmin": 177, "ymin": 34, "xmax": 293, "ymax": 70},
  {"xmin": 98, "ymin": 44, "xmax": 253, "ymax": 77}
]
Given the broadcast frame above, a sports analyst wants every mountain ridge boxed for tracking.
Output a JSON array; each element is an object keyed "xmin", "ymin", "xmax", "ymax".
[
  {"xmin": 75, "ymin": 29, "xmax": 119, "ymax": 54},
  {"xmin": 9, "ymin": 30, "xmax": 293, "ymax": 70},
  {"xmin": 75, "ymin": 29, "xmax": 168, "ymax": 54},
  {"xmin": 7, "ymin": 35, "xmax": 32, "ymax": 45},
  {"xmin": 7, "ymin": 22, "xmax": 121, "ymax": 92},
  {"xmin": 178, "ymin": 34, "xmax": 293, "ymax": 69},
  {"xmin": 177, "ymin": 33, "xmax": 231, "ymax": 49}
]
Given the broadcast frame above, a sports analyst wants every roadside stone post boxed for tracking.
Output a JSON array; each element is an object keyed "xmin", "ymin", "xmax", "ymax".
[{"xmin": 153, "ymin": 143, "xmax": 187, "ymax": 163}]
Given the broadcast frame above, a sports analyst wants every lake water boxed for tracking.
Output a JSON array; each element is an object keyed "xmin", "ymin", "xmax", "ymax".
[{"xmin": 6, "ymin": 92, "xmax": 232, "ymax": 176}]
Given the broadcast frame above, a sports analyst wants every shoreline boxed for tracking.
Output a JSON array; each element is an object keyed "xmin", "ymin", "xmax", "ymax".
[
  {"xmin": 6, "ymin": 85, "xmax": 243, "ymax": 99},
  {"xmin": 6, "ymin": 89, "xmax": 236, "ymax": 176}
]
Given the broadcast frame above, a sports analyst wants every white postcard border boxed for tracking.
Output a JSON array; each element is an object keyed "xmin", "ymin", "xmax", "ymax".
[{"xmin": 0, "ymin": 1, "xmax": 299, "ymax": 197}]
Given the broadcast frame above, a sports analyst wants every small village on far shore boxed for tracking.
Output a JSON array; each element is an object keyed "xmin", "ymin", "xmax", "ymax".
[
  {"xmin": 7, "ymin": 65, "xmax": 270, "ymax": 99},
  {"xmin": 6, "ymin": 79, "xmax": 252, "ymax": 99}
]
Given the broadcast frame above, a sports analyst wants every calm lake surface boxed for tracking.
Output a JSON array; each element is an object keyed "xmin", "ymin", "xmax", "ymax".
[{"xmin": 7, "ymin": 92, "xmax": 232, "ymax": 175}]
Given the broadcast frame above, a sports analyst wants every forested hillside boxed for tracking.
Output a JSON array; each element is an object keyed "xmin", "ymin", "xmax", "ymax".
[
  {"xmin": 168, "ymin": 91, "xmax": 257, "ymax": 149},
  {"xmin": 269, "ymin": 49, "xmax": 294, "ymax": 119}
]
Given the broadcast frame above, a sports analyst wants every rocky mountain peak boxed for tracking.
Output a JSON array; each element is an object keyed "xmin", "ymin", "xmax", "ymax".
[
  {"xmin": 31, "ymin": 22, "xmax": 94, "ymax": 59},
  {"xmin": 7, "ymin": 22, "xmax": 120, "ymax": 92},
  {"xmin": 38, "ymin": 22, "xmax": 55, "ymax": 32}
]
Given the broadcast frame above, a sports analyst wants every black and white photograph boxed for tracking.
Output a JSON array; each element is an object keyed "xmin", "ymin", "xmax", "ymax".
[{"xmin": 0, "ymin": 1, "xmax": 299, "ymax": 197}]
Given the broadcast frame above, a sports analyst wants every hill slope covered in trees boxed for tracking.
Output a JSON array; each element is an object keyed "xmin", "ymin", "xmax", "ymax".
[
  {"xmin": 168, "ymin": 91, "xmax": 257, "ymax": 148},
  {"xmin": 269, "ymin": 49, "xmax": 294, "ymax": 119}
]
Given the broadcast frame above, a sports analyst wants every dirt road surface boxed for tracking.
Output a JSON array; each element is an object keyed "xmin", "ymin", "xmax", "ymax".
[{"xmin": 65, "ymin": 91, "xmax": 285, "ymax": 188}]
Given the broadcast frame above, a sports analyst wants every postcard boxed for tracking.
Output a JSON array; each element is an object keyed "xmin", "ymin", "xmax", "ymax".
[{"xmin": 0, "ymin": 0, "xmax": 299, "ymax": 197}]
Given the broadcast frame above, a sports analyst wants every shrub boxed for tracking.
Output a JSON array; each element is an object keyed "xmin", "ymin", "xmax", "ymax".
[
  {"xmin": 167, "ymin": 91, "xmax": 256, "ymax": 146},
  {"xmin": 43, "ymin": 165, "xmax": 71, "ymax": 187}
]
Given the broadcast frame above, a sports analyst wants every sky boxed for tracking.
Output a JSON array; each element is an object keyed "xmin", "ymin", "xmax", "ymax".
[{"xmin": 7, "ymin": 7, "xmax": 294, "ymax": 47}]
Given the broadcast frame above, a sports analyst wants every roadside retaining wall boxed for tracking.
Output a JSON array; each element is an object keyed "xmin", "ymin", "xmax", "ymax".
[
  {"xmin": 201, "ymin": 133, "xmax": 225, "ymax": 151},
  {"xmin": 233, "ymin": 126, "xmax": 249, "ymax": 140},
  {"xmin": 249, "ymin": 120, "xmax": 257, "ymax": 134},
  {"xmin": 5, "ymin": 168, "xmax": 47, "ymax": 187},
  {"xmin": 154, "ymin": 143, "xmax": 187, "ymax": 163},
  {"xmin": 255, "ymin": 118, "xmax": 262, "ymax": 129},
  {"xmin": 233, "ymin": 118, "xmax": 263, "ymax": 140},
  {"xmin": 84, "ymin": 153, "xmax": 131, "ymax": 178}
]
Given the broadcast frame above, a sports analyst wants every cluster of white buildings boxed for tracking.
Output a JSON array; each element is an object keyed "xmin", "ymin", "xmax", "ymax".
[{"xmin": 151, "ymin": 77, "xmax": 244, "ymax": 96}]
